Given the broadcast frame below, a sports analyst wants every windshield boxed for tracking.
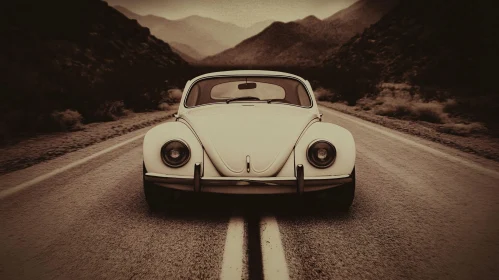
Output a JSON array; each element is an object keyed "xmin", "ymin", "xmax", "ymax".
[{"xmin": 185, "ymin": 76, "xmax": 312, "ymax": 107}]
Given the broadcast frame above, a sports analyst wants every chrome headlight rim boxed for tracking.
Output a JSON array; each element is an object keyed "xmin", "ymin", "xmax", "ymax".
[
  {"xmin": 306, "ymin": 139, "xmax": 336, "ymax": 169},
  {"xmin": 161, "ymin": 139, "xmax": 191, "ymax": 168}
]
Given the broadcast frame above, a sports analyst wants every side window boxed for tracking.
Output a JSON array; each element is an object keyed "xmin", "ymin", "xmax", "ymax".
[
  {"xmin": 185, "ymin": 84, "xmax": 200, "ymax": 107},
  {"xmin": 297, "ymin": 84, "xmax": 311, "ymax": 107}
]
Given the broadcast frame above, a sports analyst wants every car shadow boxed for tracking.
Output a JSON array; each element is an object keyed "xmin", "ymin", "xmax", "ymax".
[{"xmin": 145, "ymin": 192, "xmax": 357, "ymax": 222}]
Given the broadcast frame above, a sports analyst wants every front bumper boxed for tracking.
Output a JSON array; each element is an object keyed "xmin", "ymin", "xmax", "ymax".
[{"xmin": 144, "ymin": 164, "xmax": 353, "ymax": 194}]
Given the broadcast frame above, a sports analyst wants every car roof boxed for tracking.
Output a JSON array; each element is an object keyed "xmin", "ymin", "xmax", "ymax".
[{"xmin": 190, "ymin": 70, "xmax": 307, "ymax": 81}]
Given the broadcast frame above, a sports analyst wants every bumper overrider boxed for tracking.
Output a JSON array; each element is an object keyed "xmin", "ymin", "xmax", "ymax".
[{"xmin": 144, "ymin": 163, "xmax": 353, "ymax": 195}]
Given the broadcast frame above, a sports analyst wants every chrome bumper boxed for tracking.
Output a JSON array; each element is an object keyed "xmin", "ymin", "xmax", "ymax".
[{"xmin": 144, "ymin": 164, "xmax": 353, "ymax": 194}]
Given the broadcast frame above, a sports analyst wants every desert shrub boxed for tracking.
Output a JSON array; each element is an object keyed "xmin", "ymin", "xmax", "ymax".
[
  {"xmin": 374, "ymin": 101, "xmax": 414, "ymax": 118},
  {"xmin": 50, "ymin": 109, "xmax": 83, "ymax": 131},
  {"xmin": 379, "ymin": 83, "xmax": 414, "ymax": 92},
  {"xmin": 412, "ymin": 102, "xmax": 448, "ymax": 123},
  {"xmin": 314, "ymin": 88, "xmax": 340, "ymax": 102},
  {"xmin": 372, "ymin": 88, "xmax": 412, "ymax": 117},
  {"xmin": 92, "ymin": 100, "xmax": 130, "ymax": 121},
  {"xmin": 359, "ymin": 91, "xmax": 490, "ymax": 136},
  {"xmin": 356, "ymin": 97, "xmax": 374, "ymax": 110},
  {"xmin": 378, "ymin": 88, "xmax": 413, "ymax": 100},
  {"xmin": 374, "ymin": 101, "xmax": 447, "ymax": 123},
  {"xmin": 314, "ymin": 88, "xmax": 328, "ymax": 100},
  {"xmin": 365, "ymin": 88, "xmax": 449, "ymax": 123},
  {"xmin": 158, "ymin": 103, "xmax": 170, "ymax": 111},
  {"xmin": 437, "ymin": 122, "xmax": 487, "ymax": 136},
  {"xmin": 168, "ymin": 89, "xmax": 182, "ymax": 103},
  {"xmin": 157, "ymin": 88, "xmax": 182, "ymax": 108}
]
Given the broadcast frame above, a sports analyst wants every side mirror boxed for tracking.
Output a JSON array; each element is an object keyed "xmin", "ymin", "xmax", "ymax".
[
  {"xmin": 174, "ymin": 113, "xmax": 179, "ymax": 121},
  {"xmin": 319, "ymin": 113, "xmax": 323, "ymax": 121}
]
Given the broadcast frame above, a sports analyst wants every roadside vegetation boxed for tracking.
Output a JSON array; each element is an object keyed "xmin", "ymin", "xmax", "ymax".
[
  {"xmin": 0, "ymin": 86, "xmax": 184, "ymax": 146},
  {"xmin": 0, "ymin": 105, "xmax": 179, "ymax": 175},
  {"xmin": 315, "ymin": 84, "xmax": 489, "ymax": 137},
  {"xmin": 157, "ymin": 89, "xmax": 183, "ymax": 111}
]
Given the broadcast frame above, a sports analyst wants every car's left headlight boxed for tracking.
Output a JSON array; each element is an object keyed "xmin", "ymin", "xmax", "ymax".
[
  {"xmin": 307, "ymin": 140, "xmax": 336, "ymax": 168},
  {"xmin": 161, "ymin": 139, "xmax": 191, "ymax": 168}
]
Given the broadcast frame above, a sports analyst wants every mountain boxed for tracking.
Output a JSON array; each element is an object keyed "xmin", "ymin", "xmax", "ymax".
[
  {"xmin": 202, "ymin": 0, "xmax": 398, "ymax": 66},
  {"xmin": 113, "ymin": 6, "xmax": 273, "ymax": 58},
  {"xmin": 113, "ymin": 6, "xmax": 228, "ymax": 57},
  {"xmin": 202, "ymin": 21, "xmax": 325, "ymax": 66},
  {"xmin": 169, "ymin": 42, "xmax": 204, "ymax": 62},
  {"xmin": 296, "ymin": 15, "xmax": 322, "ymax": 26},
  {"xmin": 0, "ymin": 0, "xmax": 188, "ymax": 142},
  {"xmin": 325, "ymin": 0, "xmax": 499, "ymax": 129},
  {"xmin": 178, "ymin": 15, "xmax": 272, "ymax": 48},
  {"xmin": 246, "ymin": 20, "xmax": 275, "ymax": 36},
  {"xmin": 326, "ymin": 0, "xmax": 397, "ymax": 25}
]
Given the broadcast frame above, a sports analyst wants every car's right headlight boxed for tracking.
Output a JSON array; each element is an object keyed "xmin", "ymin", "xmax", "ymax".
[
  {"xmin": 161, "ymin": 139, "xmax": 191, "ymax": 168},
  {"xmin": 306, "ymin": 140, "xmax": 336, "ymax": 168}
]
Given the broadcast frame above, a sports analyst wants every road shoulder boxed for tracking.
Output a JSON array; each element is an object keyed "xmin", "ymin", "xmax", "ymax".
[
  {"xmin": 319, "ymin": 101, "xmax": 499, "ymax": 162},
  {"xmin": 0, "ymin": 107, "xmax": 177, "ymax": 175}
]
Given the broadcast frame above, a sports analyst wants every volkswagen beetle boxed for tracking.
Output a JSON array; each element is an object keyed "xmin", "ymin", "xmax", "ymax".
[{"xmin": 143, "ymin": 70, "xmax": 356, "ymax": 210}]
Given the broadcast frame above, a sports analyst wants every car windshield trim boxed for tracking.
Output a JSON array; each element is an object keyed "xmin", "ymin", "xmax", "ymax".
[
  {"xmin": 183, "ymin": 74, "xmax": 314, "ymax": 109},
  {"xmin": 225, "ymin": 96, "xmax": 262, "ymax": 103}
]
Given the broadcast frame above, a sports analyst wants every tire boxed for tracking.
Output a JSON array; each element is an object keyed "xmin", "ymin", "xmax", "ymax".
[
  {"xmin": 143, "ymin": 162, "xmax": 175, "ymax": 211},
  {"xmin": 319, "ymin": 167, "xmax": 356, "ymax": 211}
]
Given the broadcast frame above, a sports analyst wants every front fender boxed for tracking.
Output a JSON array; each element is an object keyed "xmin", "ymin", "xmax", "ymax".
[
  {"xmin": 295, "ymin": 122, "xmax": 356, "ymax": 177},
  {"xmin": 143, "ymin": 122, "xmax": 203, "ymax": 176}
]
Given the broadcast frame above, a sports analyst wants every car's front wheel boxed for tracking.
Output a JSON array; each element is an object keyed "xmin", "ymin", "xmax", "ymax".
[{"xmin": 143, "ymin": 162, "xmax": 175, "ymax": 211}]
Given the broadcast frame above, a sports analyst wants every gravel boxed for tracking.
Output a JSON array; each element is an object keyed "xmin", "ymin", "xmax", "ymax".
[{"xmin": 0, "ymin": 106, "xmax": 178, "ymax": 175}]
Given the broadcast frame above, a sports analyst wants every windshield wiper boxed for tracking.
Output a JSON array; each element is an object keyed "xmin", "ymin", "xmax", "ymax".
[
  {"xmin": 266, "ymin": 99, "xmax": 284, "ymax": 104},
  {"xmin": 226, "ymin": 96, "xmax": 261, "ymax": 103}
]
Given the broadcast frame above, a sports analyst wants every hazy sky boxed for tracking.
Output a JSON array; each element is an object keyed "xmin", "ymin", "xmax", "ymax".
[{"xmin": 105, "ymin": 0, "xmax": 358, "ymax": 27}]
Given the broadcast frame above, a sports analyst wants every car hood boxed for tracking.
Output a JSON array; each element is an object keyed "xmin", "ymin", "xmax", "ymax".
[{"xmin": 181, "ymin": 104, "xmax": 317, "ymax": 177}]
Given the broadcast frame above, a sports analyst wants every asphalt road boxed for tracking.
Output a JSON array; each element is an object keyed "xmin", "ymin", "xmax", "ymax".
[{"xmin": 1, "ymin": 106, "xmax": 498, "ymax": 280}]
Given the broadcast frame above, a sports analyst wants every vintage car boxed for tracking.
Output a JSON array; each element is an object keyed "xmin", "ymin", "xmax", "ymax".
[{"xmin": 143, "ymin": 70, "xmax": 356, "ymax": 210}]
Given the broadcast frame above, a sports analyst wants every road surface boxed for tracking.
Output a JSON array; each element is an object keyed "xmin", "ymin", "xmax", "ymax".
[{"xmin": 1, "ymin": 106, "xmax": 498, "ymax": 280}]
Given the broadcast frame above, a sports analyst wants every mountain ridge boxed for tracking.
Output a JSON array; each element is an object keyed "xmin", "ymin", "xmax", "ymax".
[
  {"xmin": 113, "ymin": 5, "xmax": 273, "ymax": 58},
  {"xmin": 202, "ymin": 0, "xmax": 398, "ymax": 66}
]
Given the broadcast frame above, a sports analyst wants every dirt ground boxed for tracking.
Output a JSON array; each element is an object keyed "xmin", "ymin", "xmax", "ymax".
[
  {"xmin": 0, "ymin": 106, "xmax": 178, "ymax": 175},
  {"xmin": 319, "ymin": 101, "xmax": 499, "ymax": 162}
]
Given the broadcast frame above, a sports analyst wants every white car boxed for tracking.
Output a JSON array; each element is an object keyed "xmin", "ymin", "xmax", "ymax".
[{"xmin": 143, "ymin": 70, "xmax": 356, "ymax": 210}]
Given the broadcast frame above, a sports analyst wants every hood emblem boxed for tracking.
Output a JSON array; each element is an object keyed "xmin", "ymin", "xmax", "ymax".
[{"xmin": 246, "ymin": 155, "xmax": 250, "ymax": 173}]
